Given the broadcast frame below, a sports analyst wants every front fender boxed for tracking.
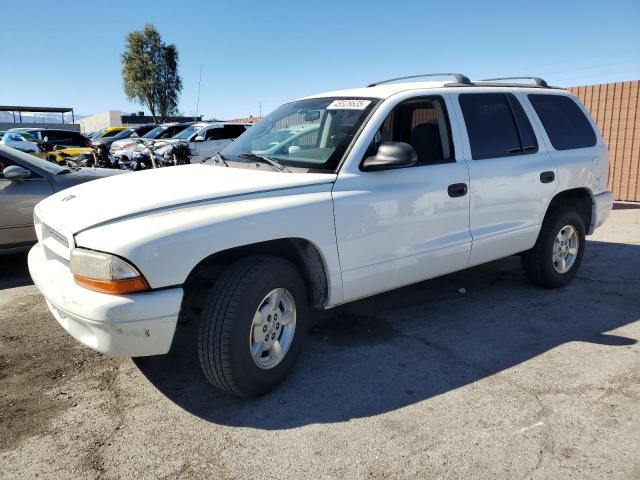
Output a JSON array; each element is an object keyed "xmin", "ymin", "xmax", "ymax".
[{"xmin": 74, "ymin": 183, "xmax": 343, "ymax": 304}]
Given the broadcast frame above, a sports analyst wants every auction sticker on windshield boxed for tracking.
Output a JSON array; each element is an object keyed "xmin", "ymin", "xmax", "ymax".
[{"xmin": 326, "ymin": 99, "xmax": 371, "ymax": 110}]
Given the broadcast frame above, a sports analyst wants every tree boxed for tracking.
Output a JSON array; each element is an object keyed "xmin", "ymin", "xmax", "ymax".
[{"xmin": 121, "ymin": 24, "xmax": 183, "ymax": 122}]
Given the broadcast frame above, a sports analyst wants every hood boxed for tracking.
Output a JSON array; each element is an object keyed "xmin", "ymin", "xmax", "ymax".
[
  {"xmin": 110, "ymin": 138, "xmax": 140, "ymax": 152},
  {"xmin": 36, "ymin": 164, "xmax": 336, "ymax": 234}
]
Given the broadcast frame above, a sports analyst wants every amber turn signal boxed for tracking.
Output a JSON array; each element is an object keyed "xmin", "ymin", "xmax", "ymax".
[{"xmin": 73, "ymin": 275, "xmax": 149, "ymax": 294}]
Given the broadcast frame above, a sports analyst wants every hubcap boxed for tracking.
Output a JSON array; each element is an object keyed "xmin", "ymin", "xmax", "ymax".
[
  {"xmin": 552, "ymin": 225, "xmax": 579, "ymax": 274},
  {"xmin": 249, "ymin": 288, "xmax": 296, "ymax": 369}
]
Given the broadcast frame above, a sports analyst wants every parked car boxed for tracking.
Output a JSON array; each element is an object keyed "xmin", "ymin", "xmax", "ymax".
[
  {"xmin": 109, "ymin": 122, "xmax": 194, "ymax": 163},
  {"xmin": 9, "ymin": 128, "xmax": 93, "ymax": 148},
  {"xmin": 249, "ymin": 123, "xmax": 320, "ymax": 155},
  {"xmin": 91, "ymin": 124, "xmax": 157, "ymax": 150},
  {"xmin": 0, "ymin": 145, "xmax": 121, "ymax": 254},
  {"xmin": 88, "ymin": 126, "xmax": 128, "ymax": 141},
  {"xmin": 0, "ymin": 131, "xmax": 43, "ymax": 154},
  {"xmin": 166, "ymin": 122, "xmax": 251, "ymax": 162},
  {"xmin": 28, "ymin": 74, "xmax": 613, "ymax": 397}
]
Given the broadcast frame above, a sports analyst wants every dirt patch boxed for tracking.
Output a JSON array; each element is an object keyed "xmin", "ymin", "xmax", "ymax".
[{"xmin": 0, "ymin": 288, "xmax": 119, "ymax": 452}]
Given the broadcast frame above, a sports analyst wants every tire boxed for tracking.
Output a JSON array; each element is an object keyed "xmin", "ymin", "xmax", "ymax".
[
  {"xmin": 197, "ymin": 255, "xmax": 308, "ymax": 397},
  {"xmin": 521, "ymin": 207, "xmax": 586, "ymax": 288}
]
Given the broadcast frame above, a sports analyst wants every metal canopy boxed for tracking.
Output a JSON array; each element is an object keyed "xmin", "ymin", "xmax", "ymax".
[{"xmin": 0, "ymin": 106, "xmax": 75, "ymax": 124}]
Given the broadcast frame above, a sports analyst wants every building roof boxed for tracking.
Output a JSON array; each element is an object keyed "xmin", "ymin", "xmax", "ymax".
[{"xmin": 0, "ymin": 105, "xmax": 73, "ymax": 113}]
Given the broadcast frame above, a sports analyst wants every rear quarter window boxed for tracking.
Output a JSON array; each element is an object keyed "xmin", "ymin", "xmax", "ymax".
[{"xmin": 528, "ymin": 94, "xmax": 597, "ymax": 150}]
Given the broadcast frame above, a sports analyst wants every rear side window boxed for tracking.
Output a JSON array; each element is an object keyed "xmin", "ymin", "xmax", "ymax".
[
  {"xmin": 459, "ymin": 93, "xmax": 537, "ymax": 160},
  {"xmin": 528, "ymin": 94, "xmax": 596, "ymax": 150},
  {"xmin": 205, "ymin": 128, "xmax": 223, "ymax": 140},
  {"xmin": 222, "ymin": 124, "xmax": 247, "ymax": 139}
]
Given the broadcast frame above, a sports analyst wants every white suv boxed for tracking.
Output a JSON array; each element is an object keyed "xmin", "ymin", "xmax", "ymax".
[
  {"xmin": 160, "ymin": 122, "xmax": 251, "ymax": 162},
  {"xmin": 28, "ymin": 74, "xmax": 613, "ymax": 397}
]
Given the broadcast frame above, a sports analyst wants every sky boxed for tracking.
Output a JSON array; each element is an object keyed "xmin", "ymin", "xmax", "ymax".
[{"xmin": 1, "ymin": 0, "xmax": 639, "ymax": 120}]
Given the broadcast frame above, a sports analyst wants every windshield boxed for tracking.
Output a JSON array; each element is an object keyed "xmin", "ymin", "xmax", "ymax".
[
  {"xmin": 101, "ymin": 128, "xmax": 122, "ymax": 138},
  {"xmin": 112, "ymin": 128, "xmax": 135, "ymax": 140},
  {"xmin": 142, "ymin": 126, "xmax": 167, "ymax": 139},
  {"xmin": 89, "ymin": 129, "xmax": 105, "ymax": 139},
  {"xmin": 0, "ymin": 146, "xmax": 67, "ymax": 174},
  {"xmin": 222, "ymin": 97, "xmax": 377, "ymax": 172},
  {"xmin": 173, "ymin": 125, "xmax": 199, "ymax": 140}
]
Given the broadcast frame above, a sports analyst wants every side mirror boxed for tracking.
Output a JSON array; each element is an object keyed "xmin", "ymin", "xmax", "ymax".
[
  {"xmin": 3, "ymin": 165, "xmax": 32, "ymax": 180},
  {"xmin": 194, "ymin": 136, "xmax": 205, "ymax": 142},
  {"xmin": 361, "ymin": 142, "xmax": 418, "ymax": 171}
]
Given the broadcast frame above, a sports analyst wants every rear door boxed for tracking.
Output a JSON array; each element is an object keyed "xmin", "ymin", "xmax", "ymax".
[
  {"xmin": 453, "ymin": 91, "xmax": 558, "ymax": 267},
  {"xmin": 0, "ymin": 154, "xmax": 53, "ymax": 247}
]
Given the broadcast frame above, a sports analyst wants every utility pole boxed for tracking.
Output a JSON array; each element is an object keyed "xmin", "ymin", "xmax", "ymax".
[
  {"xmin": 259, "ymin": 101, "xmax": 262, "ymax": 118},
  {"xmin": 195, "ymin": 64, "xmax": 203, "ymax": 121}
]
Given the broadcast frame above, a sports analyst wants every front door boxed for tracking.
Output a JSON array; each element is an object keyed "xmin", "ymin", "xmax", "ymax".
[
  {"xmin": 332, "ymin": 96, "xmax": 472, "ymax": 302},
  {"xmin": 0, "ymin": 155, "xmax": 53, "ymax": 247}
]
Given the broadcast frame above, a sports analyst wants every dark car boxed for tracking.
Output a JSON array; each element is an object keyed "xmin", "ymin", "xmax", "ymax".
[
  {"xmin": 9, "ymin": 128, "xmax": 92, "ymax": 149},
  {"xmin": 0, "ymin": 145, "xmax": 122, "ymax": 253},
  {"xmin": 92, "ymin": 124, "xmax": 157, "ymax": 151}
]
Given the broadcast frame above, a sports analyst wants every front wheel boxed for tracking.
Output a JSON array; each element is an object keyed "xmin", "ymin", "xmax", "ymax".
[
  {"xmin": 197, "ymin": 255, "xmax": 308, "ymax": 397},
  {"xmin": 521, "ymin": 207, "xmax": 586, "ymax": 288}
]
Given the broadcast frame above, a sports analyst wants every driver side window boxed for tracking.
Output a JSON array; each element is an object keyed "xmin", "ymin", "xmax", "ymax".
[{"xmin": 368, "ymin": 96, "xmax": 455, "ymax": 166}]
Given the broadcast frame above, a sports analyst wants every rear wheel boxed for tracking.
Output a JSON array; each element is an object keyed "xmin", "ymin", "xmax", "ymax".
[
  {"xmin": 521, "ymin": 207, "xmax": 586, "ymax": 288},
  {"xmin": 197, "ymin": 255, "xmax": 308, "ymax": 397}
]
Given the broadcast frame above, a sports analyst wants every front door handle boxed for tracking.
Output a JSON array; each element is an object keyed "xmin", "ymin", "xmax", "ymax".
[
  {"xmin": 448, "ymin": 183, "xmax": 468, "ymax": 198},
  {"xmin": 540, "ymin": 171, "xmax": 555, "ymax": 183}
]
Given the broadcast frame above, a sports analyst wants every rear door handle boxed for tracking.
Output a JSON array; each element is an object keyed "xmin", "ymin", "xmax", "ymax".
[
  {"xmin": 447, "ymin": 183, "xmax": 468, "ymax": 198},
  {"xmin": 540, "ymin": 171, "xmax": 555, "ymax": 183}
]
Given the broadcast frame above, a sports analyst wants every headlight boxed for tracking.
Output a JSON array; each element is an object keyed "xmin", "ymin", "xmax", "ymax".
[{"xmin": 70, "ymin": 248, "xmax": 149, "ymax": 294}]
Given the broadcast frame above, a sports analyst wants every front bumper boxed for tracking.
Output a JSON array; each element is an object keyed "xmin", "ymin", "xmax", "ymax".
[
  {"xmin": 589, "ymin": 191, "xmax": 614, "ymax": 234},
  {"xmin": 28, "ymin": 243, "xmax": 183, "ymax": 357}
]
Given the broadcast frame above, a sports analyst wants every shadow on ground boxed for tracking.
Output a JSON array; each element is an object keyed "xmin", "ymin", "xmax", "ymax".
[
  {"xmin": 134, "ymin": 239, "xmax": 639, "ymax": 428},
  {"xmin": 0, "ymin": 253, "xmax": 32, "ymax": 289}
]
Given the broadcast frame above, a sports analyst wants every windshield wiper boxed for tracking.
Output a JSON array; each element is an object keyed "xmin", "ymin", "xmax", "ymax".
[
  {"xmin": 240, "ymin": 153, "xmax": 291, "ymax": 173},
  {"xmin": 208, "ymin": 152, "xmax": 229, "ymax": 167},
  {"xmin": 58, "ymin": 168, "xmax": 73, "ymax": 174}
]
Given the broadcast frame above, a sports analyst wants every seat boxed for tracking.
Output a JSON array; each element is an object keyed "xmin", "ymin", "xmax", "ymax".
[{"xmin": 409, "ymin": 123, "xmax": 443, "ymax": 165}]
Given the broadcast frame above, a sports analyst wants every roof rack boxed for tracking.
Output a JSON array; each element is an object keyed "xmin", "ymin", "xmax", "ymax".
[
  {"xmin": 478, "ymin": 77, "xmax": 549, "ymax": 88},
  {"xmin": 367, "ymin": 73, "xmax": 471, "ymax": 87}
]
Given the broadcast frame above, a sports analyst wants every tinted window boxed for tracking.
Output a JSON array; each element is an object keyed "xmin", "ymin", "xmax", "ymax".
[
  {"xmin": 41, "ymin": 131, "xmax": 85, "ymax": 146},
  {"xmin": 459, "ymin": 93, "xmax": 521, "ymax": 159},
  {"xmin": 528, "ymin": 94, "xmax": 596, "ymax": 150},
  {"xmin": 204, "ymin": 128, "xmax": 222, "ymax": 140},
  {"xmin": 136, "ymin": 125, "xmax": 156, "ymax": 136},
  {"xmin": 222, "ymin": 124, "xmax": 247, "ymax": 139},
  {"xmin": 507, "ymin": 96, "xmax": 538, "ymax": 152}
]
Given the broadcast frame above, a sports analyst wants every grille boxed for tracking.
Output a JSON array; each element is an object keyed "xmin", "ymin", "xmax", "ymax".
[
  {"xmin": 44, "ymin": 224, "xmax": 69, "ymax": 247},
  {"xmin": 41, "ymin": 222, "xmax": 72, "ymax": 262}
]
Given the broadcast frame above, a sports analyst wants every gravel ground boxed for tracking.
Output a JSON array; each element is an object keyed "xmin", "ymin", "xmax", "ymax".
[{"xmin": 1, "ymin": 206, "xmax": 639, "ymax": 480}]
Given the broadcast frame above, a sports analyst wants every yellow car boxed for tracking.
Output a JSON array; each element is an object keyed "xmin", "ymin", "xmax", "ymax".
[
  {"xmin": 43, "ymin": 147, "xmax": 97, "ymax": 165},
  {"xmin": 89, "ymin": 126, "xmax": 128, "ymax": 140}
]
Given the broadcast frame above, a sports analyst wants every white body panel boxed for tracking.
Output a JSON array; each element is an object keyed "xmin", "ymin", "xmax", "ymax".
[
  {"xmin": 28, "ymin": 244, "xmax": 182, "ymax": 356},
  {"xmin": 27, "ymin": 80, "xmax": 613, "ymax": 357}
]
